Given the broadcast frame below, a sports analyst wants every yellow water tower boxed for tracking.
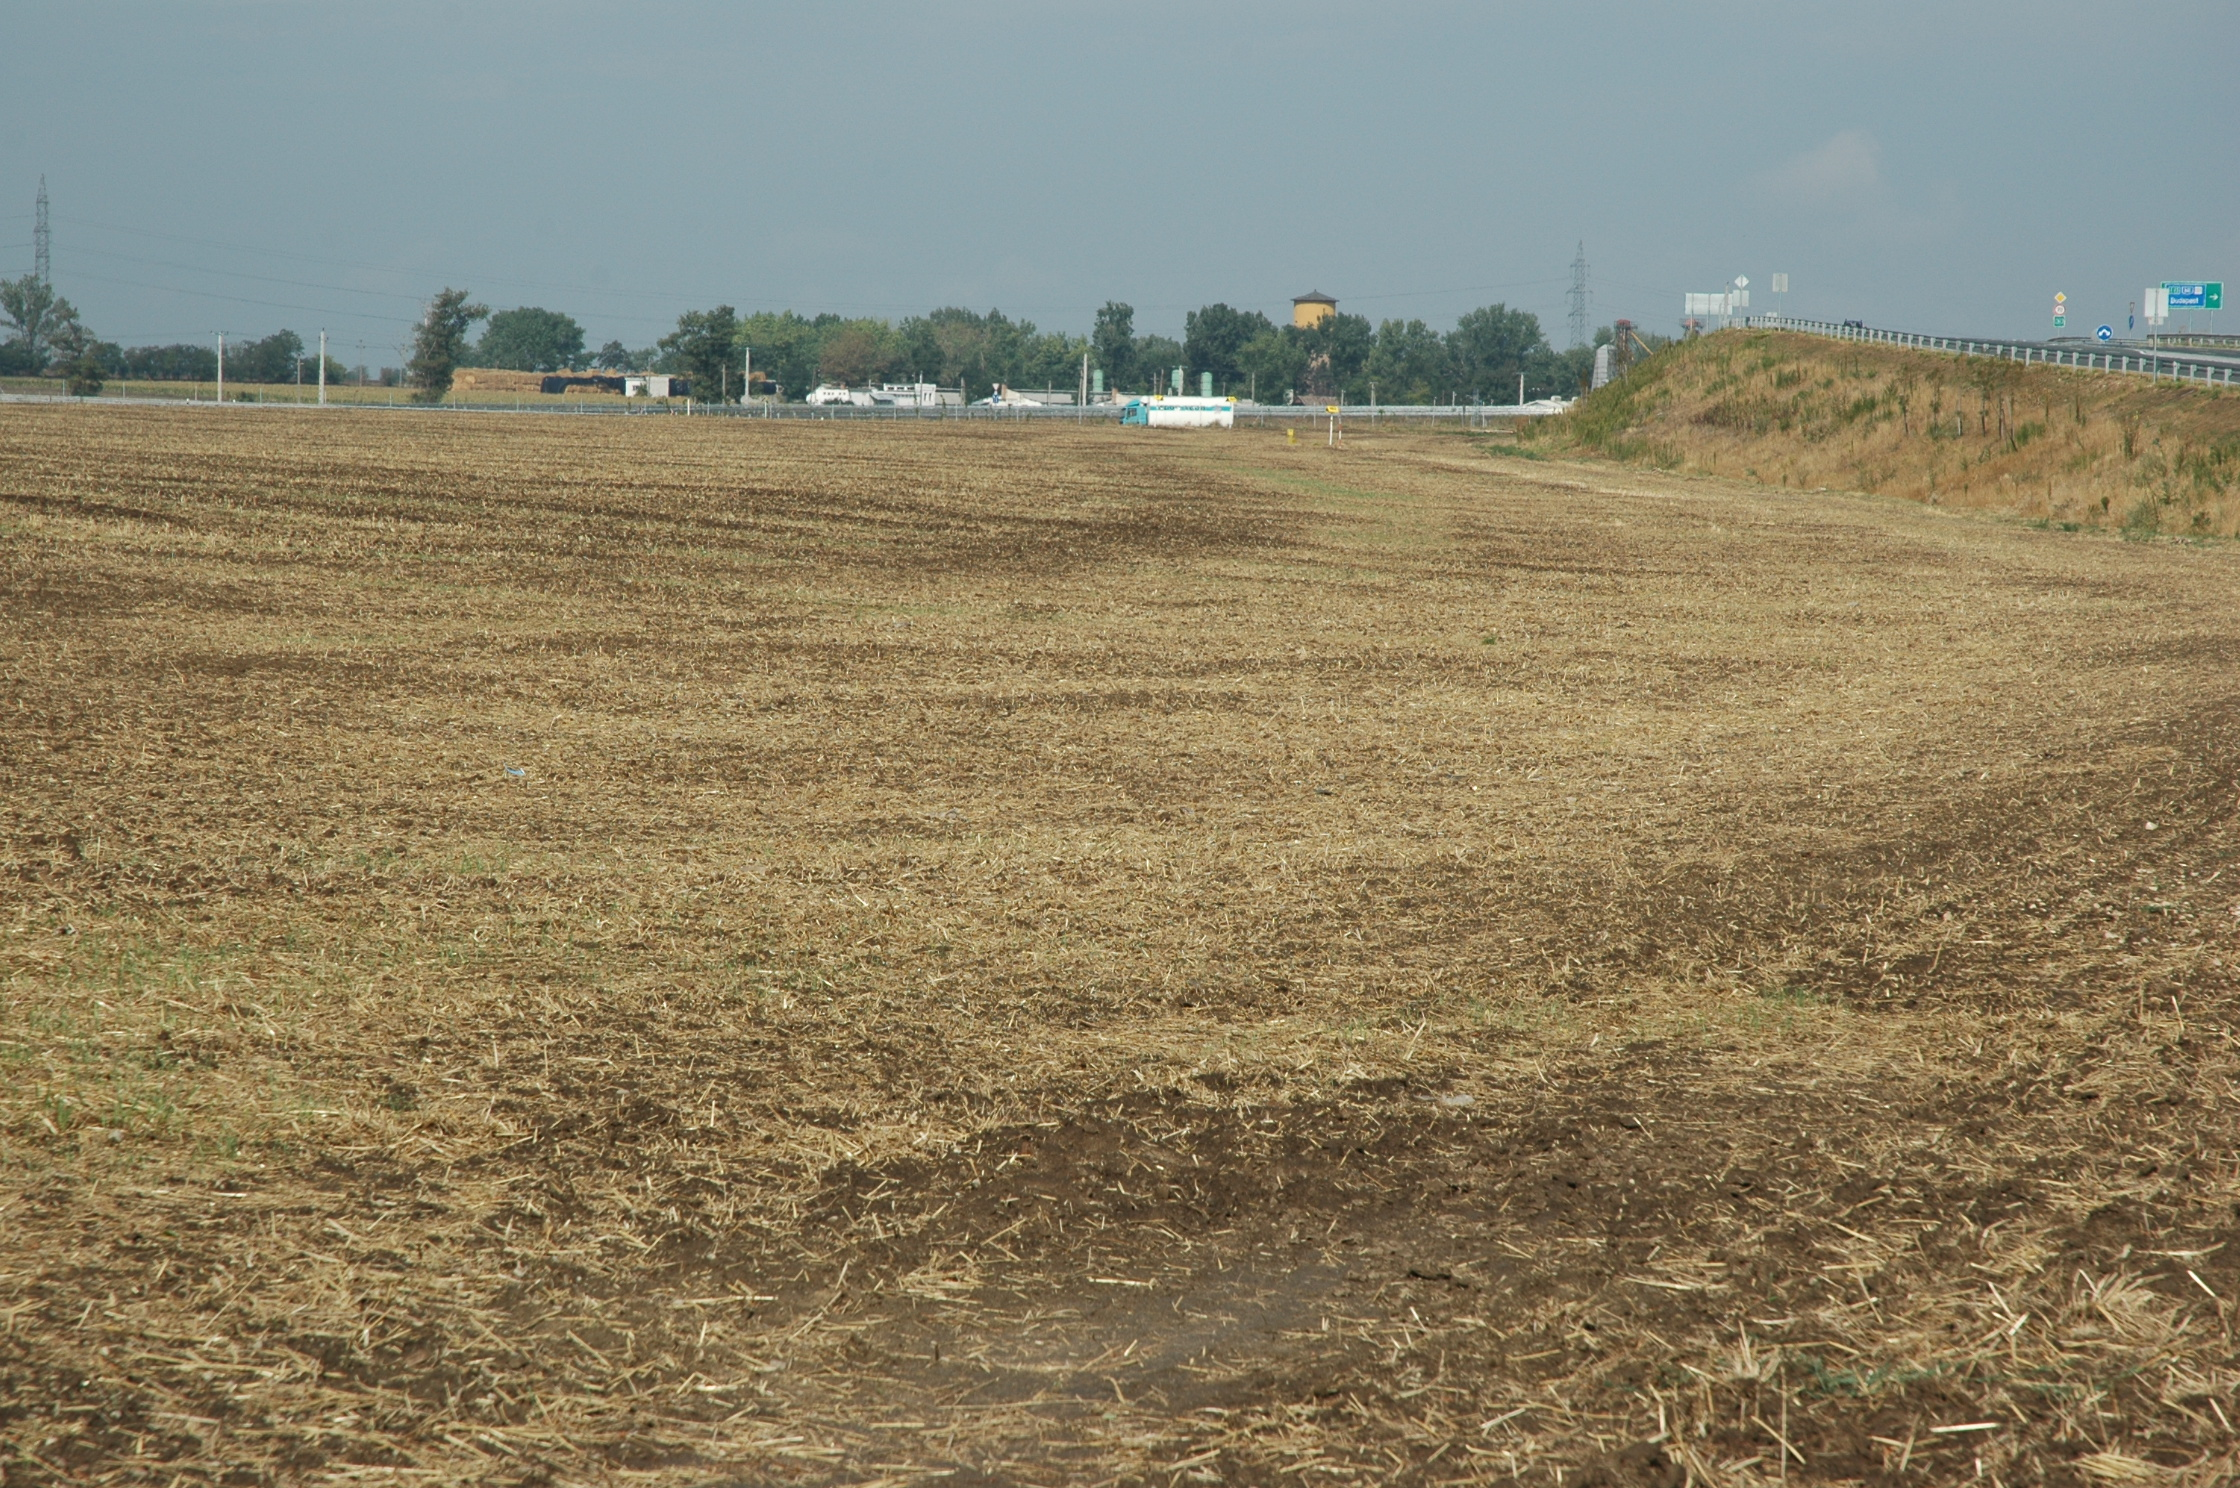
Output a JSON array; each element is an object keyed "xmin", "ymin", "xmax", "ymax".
[{"xmin": 1291, "ymin": 290, "xmax": 1337, "ymax": 329}]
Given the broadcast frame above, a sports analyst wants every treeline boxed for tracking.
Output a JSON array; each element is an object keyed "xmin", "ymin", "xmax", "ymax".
[
  {"xmin": 456, "ymin": 302, "xmax": 1093, "ymax": 400},
  {"xmin": 95, "ymin": 331, "xmax": 349, "ymax": 385},
  {"xmin": 724, "ymin": 307, "xmax": 1092, "ymax": 402},
  {"xmin": 1157, "ymin": 302, "xmax": 1602, "ymax": 405},
  {"xmin": 7, "ymin": 266, "xmax": 1620, "ymax": 406},
  {"xmin": 0, "ymin": 276, "xmax": 353, "ymax": 390},
  {"xmin": 472, "ymin": 297, "xmax": 1607, "ymax": 404},
  {"xmin": 702, "ymin": 300, "xmax": 1600, "ymax": 403}
]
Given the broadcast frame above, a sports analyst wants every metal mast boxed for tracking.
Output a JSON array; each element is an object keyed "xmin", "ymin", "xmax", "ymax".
[
  {"xmin": 34, "ymin": 177, "xmax": 50, "ymax": 283},
  {"xmin": 1566, "ymin": 240, "xmax": 1589, "ymax": 349}
]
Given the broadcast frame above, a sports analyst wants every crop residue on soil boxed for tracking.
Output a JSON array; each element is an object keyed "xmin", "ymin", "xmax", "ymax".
[{"xmin": 3, "ymin": 404, "xmax": 2237, "ymax": 1485}]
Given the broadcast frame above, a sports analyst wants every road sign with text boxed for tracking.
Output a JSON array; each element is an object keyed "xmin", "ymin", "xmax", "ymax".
[{"xmin": 2162, "ymin": 282, "xmax": 2224, "ymax": 310}]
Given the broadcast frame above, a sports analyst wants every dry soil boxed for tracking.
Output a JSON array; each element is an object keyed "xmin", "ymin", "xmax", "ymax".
[{"xmin": 2, "ymin": 405, "xmax": 2237, "ymax": 1486}]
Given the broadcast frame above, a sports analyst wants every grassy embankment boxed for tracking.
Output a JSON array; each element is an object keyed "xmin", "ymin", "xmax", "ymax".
[{"xmin": 1522, "ymin": 327, "xmax": 2240, "ymax": 536}]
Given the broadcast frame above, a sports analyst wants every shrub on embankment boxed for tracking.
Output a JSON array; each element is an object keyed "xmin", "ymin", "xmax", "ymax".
[{"xmin": 1519, "ymin": 328, "xmax": 2240, "ymax": 536}]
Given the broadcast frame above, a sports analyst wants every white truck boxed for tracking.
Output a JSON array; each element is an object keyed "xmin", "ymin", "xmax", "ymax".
[{"xmin": 1120, "ymin": 395, "xmax": 1235, "ymax": 429}]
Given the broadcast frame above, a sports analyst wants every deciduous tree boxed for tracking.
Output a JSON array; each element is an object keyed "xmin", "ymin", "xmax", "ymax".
[
  {"xmin": 1092, "ymin": 301, "xmax": 1137, "ymax": 392},
  {"xmin": 227, "ymin": 330, "xmax": 304, "ymax": 385},
  {"xmin": 815, "ymin": 320, "xmax": 893, "ymax": 386},
  {"xmin": 118, "ymin": 344, "xmax": 217, "ymax": 381},
  {"xmin": 475, "ymin": 307, "xmax": 586, "ymax": 372},
  {"xmin": 1447, "ymin": 303, "xmax": 1546, "ymax": 402},
  {"xmin": 1367, "ymin": 318, "xmax": 1452, "ymax": 403},
  {"xmin": 734, "ymin": 312, "xmax": 830, "ymax": 400},
  {"xmin": 657, "ymin": 306, "xmax": 739, "ymax": 401},
  {"xmin": 1236, "ymin": 328, "xmax": 1306, "ymax": 403},
  {"xmin": 1183, "ymin": 304, "xmax": 1274, "ymax": 393},
  {"xmin": 1296, "ymin": 313, "xmax": 1373, "ymax": 401},
  {"xmin": 61, "ymin": 349, "xmax": 104, "ymax": 396},
  {"xmin": 1134, "ymin": 334, "xmax": 1183, "ymax": 393},
  {"xmin": 406, "ymin": 289, "xmax": 489, "ymax": 403},
  {"xmin": 0, "ymin": 275, "xmax": 84, "ymax": 371}
]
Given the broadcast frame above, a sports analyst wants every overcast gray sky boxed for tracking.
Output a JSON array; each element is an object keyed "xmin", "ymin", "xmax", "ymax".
[{"xmin": 3, "ymin": 2, "xmax": 2234, "ymax": 362}]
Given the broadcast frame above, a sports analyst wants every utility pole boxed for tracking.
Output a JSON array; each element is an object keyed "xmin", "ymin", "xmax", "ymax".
[
  {"xmin": 318, "ymin": 330, "xmax": 327, "ymax": 405},
  {"xmin": 216, "ymin": 334, "xmax": 225, "ymax": 403},
  {"xmin": 34, "ymin": 177, "xmax": 50, "ymax": 284},
  {"xmin": 1567, "ymin": 241, "xmax": 1590, "ymax": 349}
]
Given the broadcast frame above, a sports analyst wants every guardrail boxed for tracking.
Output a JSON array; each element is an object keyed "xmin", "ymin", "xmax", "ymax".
[
  {"xmin": 2139, "ymin": 332, "xmax": 2240, "ymax": 350},
  {"xmin": 1744, "ymin": 316, "xmax": 2238, "ymax": 387}
]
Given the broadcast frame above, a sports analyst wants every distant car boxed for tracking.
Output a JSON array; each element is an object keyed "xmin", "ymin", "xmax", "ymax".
[{"xmin": 1842, "ymin": 320, "xmax": 1866, "ymax": 329}]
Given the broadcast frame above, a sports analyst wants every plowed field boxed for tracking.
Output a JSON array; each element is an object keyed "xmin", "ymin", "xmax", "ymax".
[{"xmin": 3, "ymin": 405, "xmax": 2236, "ymax": 1486}]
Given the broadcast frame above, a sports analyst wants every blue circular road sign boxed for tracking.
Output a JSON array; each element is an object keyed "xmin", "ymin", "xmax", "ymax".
[{"xmin": 2096, "ymin": 325, "xmax": 2114, "ymax": 342}]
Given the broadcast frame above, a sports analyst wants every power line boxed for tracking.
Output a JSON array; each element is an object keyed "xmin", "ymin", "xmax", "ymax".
[
  {"xmin": 1340, "ymin": 275, "xmax": 1571, "ymax": 304},
  {"xmin": 42, "ymin": 207, "xmax": 1635, "ymax": 340},
  {"xmin": 65, "ymin": 242, "xmax": 433, "ymax": 304},
  {"xmin": 56, "ymin": 212, "xmax": 1580, "ymax": 327},
  {"xmin": 60, "ymin": 213, "xmax": 825, "ymax": 311},
  {"xmin": 58, "ymin": 269, "xmax": 421, "ymax": 325}
]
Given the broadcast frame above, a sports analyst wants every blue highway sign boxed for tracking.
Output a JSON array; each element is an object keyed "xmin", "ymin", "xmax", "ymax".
[{"xmin": 2096, "ymin": 325, "xmax": 2114, "ymax": 341}]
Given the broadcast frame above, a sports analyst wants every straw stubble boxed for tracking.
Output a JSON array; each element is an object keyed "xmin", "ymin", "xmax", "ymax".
[{"xmin": 1, "ymin": 405, "xmax": 2235, "ymax": 1484}]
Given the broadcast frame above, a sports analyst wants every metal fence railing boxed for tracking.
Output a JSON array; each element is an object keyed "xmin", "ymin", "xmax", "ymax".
[{"xmin": 1744, "ymin": 315, "xmax": 2239, "ymax": 387}]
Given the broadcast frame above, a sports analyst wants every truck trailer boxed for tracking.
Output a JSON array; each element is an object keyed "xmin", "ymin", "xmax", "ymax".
[{"xmin": 1119, "ymin": 395, "xmax": 1235, "ymax": 429}]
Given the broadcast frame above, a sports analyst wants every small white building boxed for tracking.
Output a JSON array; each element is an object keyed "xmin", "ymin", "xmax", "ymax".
[{"xmin": 624, "ymin": 374, "xmax": 682, "ymax": 398}]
